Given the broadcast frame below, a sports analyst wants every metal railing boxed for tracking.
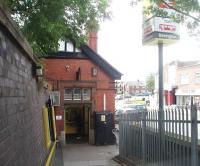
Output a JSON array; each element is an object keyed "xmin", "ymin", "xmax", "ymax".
[{"xmin": 119, "ymin": 105, "xmax": 200, "ymax": 166}]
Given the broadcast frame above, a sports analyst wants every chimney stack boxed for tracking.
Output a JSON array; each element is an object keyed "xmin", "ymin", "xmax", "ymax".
[{"xmin": 88, "ymin": 32, "xmax": 98, "ymax": 52}]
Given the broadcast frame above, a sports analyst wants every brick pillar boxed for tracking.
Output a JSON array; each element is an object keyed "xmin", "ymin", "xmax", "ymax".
[{"xmin": 88, "ymin": 32, "xmax": 98, "ymax": 52}]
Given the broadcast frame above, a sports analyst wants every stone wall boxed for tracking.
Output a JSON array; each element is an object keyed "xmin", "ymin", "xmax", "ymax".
[{"xmin": 0, "ymin": 5, "xmax": 51, "ymax": 166}]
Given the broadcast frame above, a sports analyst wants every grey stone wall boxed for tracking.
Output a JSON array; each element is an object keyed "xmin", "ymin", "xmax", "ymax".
[{"xmin": 0, "ymin": 12, "xmax": 49, "ymax": 166}]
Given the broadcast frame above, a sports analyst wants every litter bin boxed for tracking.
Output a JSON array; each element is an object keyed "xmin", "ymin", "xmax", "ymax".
[{"xmin": 94, "ymin": 111, "xmax": 115, "ymax": 145}]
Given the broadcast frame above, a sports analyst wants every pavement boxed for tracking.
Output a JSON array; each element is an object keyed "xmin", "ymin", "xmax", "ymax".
[
  {"xmin": 62, "ymin": 143, "xmax": 121, "ymax": 166},
  {"xmin": 50, "ymin": 143, "xmax": 64, "ymax": 166}
]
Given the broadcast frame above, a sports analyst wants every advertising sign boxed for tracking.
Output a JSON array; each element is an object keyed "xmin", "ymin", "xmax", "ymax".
[
  {"xmin": 143, "ymin": 18, "xmax": 154, "ymax": 36},
  {"xmin": 154, "ymin": 17, "xmax": 179, "ymax": 34},
  {"xmin": 143, "ymin": 31, "xmax": 180, "ymax": 45},
  {"xmin": 56, "ymin": 115, "xmax": 62, "ymax": 120},
  {"xmin": 142, "ymin": 1, "xmax": 179, "ymax": 45}
]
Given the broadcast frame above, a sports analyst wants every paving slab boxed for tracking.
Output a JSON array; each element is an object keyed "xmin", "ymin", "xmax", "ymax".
[
  {"xmin": 50, "ymin": 143, "xmax": 64, "ymax": 166},
  {"xmin": 62, "ymin": 144, "xmax": 120, "ymax": 166}
]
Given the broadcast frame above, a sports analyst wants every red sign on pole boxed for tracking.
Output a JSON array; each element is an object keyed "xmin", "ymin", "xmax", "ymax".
[{"xmin": 158, "ymin": 1, "xmax": 176, "ymax": 9}]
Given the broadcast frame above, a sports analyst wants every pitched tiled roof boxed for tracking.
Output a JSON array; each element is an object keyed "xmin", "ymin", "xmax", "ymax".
[
  {"xmin": 45, "ymin": 51, "xmax": 87, "ymax": 59},
  {"xmin": 80, "ymin": 44, "xmax": 122, "ymax": 80}
]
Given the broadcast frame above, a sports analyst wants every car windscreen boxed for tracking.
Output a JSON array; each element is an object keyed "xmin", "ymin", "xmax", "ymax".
[
  {"xmin": 135, "ymin": 105, "xmax": 146, "ymax": 109},
  {"xmin": 125, "ymin": 105, "xmax": 137, "ymax": 109}
]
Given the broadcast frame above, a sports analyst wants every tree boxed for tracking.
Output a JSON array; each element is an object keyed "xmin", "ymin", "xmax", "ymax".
[
  {"xmin": 146, "ymin": 73, "xmax": 155, "ymax": 93},
  {"xmin": 4, "ymin": 0, "xmax": 110, "ymax": 56},
  {"xmin": 132, "ymin": 0, "xmax": 200, "ymax": 36},
  {"xmin": 143, "ymin": 0, "xmax": 200, "ymax": 26}
]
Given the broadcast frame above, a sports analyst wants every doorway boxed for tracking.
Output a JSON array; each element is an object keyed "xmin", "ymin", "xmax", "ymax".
[{"xmin": 64, "ymin": 104, "xmax": 90, "ymax": 143}]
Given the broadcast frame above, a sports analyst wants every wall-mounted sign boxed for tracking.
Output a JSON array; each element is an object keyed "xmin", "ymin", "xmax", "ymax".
[
  {"xmin": 56, "ymin": 115, "xmax": 62, "ymax": 120},
  {"xmin": 92, "ymin": 67, "xmax": 98, "ymax": 76},
  {"xmin": 101, "ymin": 115, "xmax": 106, "ymax": 122}
]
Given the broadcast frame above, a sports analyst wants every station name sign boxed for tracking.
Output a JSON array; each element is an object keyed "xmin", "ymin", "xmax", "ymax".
[
  {"xmin": 142, "ymin": 16, "xmax": 180, "ymax": 45},
  {"xmin": 142, "ymin": 0, "xmax": 180, "ymax": 46}
]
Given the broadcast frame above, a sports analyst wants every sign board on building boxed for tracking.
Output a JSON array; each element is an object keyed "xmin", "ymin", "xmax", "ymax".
[
  {"xmin": 56, "ymin": 115, "xmax": 62, "ymax": 120},
  {"xmin": 101, "ymin": 115, "xmax": 106, "ymax": 122}
]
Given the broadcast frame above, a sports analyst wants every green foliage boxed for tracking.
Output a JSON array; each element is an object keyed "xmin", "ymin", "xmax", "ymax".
[
  {"xmin": 146, "ymin": 73, "xmax": 155, "ymax": 93},
  {"xmin": 142, "ymin": 0, "xmax": 200, "ymax": 28},
  {"xmin": 130, "ymin": 0, "xmax": 200, "ymax": 41},
  {"xmin": 5, "ymin": 0, "xmax": 110, "ymax": 56}
]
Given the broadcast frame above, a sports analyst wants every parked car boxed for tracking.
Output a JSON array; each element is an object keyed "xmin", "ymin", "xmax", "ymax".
[
  {"xmin": 123, "ymin": 104, "xmax": 147, "ymax": 120},
  {"xmin": 115, "ymin": 104, "xmax": 147, "ymax": 123},
  {"xmin": 124, "ymin": 104, "xmax": 146, "ymax": 113},
  {"xmin": 123, "ymin": 104, "xmax": 137, "ymax": 114}
]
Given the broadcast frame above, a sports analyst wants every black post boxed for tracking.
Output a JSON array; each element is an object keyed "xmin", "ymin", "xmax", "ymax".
[
  {"xmin": 158, "ymin": 43, "xmax": 164, "ymax": 164},
  {"xmin": 142, "ymin": 111, "xmax": 147, "ymax": 164},
  {"xmin": 158, "ymin": 42, "xmax": 164, "ymax": 111},
  {"xmin": 191, "ymin": 96, "xmax": 198, "ymax": 166}
]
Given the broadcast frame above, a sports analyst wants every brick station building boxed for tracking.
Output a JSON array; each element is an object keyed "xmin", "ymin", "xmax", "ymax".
[{"xmin": 43, "ymin": 34, "xmax": 122, "ymax": 144}]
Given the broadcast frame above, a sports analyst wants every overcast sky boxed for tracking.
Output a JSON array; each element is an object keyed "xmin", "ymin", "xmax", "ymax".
[{"xmin": 98, "ymin": 0, "xmax": 200, "ymax": 81}]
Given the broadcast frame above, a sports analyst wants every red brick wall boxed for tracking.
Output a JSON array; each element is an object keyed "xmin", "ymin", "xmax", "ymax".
[
  {"xmin": 44, "ymin": 59, "xmax": 112, "ymax": 82},
  {"xmin": 43, "ymin": 58, "xmax": 116, "ymax": 135},
  {"xmin": 95, "ymin": 91, "xmax": 115, "ymax": 112}
]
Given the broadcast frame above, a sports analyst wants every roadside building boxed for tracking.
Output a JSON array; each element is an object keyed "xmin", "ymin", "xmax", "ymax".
[
  {"xmin": 160, "ymin": 60, "xmax": 200, "ymax": 106},
  {"xmin": 126, "ymin": 81, "xmax": 149, "ymax": 96},
  {"xmin": 43, "ymin": 34, "xmax": 122, "ymax": 144},
  {"xmin": 175, "ymin": 61, "xmax": 200, "ymax": 105}
]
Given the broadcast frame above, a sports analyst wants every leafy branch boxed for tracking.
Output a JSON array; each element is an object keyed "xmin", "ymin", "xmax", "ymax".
[
  {"xmin": 159, "ymin": 0, "xmax": 200, "ymax": 22},
  {"xmin": 4, "ymin": 0, "xmax": 111, "ymax": 56}
]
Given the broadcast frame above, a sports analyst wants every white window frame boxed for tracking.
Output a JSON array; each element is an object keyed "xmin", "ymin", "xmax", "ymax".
[
  {"xmin": 73, "ymin": 88, "xmax": 82, "ymax": 100},
  {"xmin": 82, "ymin": 88, "xmax": 91, "ymax": 101},
  {"xmin": 64, "ymin": 89, "xmax": 73, "ymax": 100}
]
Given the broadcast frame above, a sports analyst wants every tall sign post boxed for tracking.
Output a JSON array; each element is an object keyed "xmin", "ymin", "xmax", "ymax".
[{"xmin": 142, "ymin": 0, "xmax": 180, "ymax": 164}]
